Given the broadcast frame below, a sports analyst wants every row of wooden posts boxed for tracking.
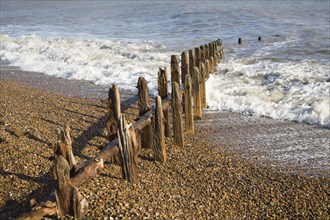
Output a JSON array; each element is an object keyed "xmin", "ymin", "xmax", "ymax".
[{"xmin": 19, "ymin": 39, "xmax": 224, "ymax": 219}]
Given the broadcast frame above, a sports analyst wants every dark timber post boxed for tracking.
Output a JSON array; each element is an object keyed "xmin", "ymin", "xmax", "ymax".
[
  {"xmin": 189, "ymin": 49, "xmax": 195, "ymax": 75},
  {"xmin": 195, "ymin": 47, "xmax": 201, "ymax": 70}
]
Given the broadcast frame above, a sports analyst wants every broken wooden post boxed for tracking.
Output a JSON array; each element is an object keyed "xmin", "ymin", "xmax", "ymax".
[
  {"xmin": 192, "ymin": 67, "xmax": 202, "ymax": 120},
  {"xmin": 184, "ymin": 74, "xmax": 194, "ymax": 134},
  {"xmin": 172, "ymin": 82, "xmax": 184, "ymax": 147},
  {"xmin": 194, "ymin": 47, "xmax": 201, "ymax": 70},
  {"xmin": 171, "ymin": 54, "xmax": 180, "ymax": 85},
  {"xmin": 107, "ymin": 84, "xmax": 121, "ymax": 140},
  {"xmin": 54, "ymin": 125, "xmax": 76, "ymax": 175},
  {"xmin": 54, "ymin": 156, "xmax": 87, "ymax": 219},
  {"xmin": 118, "ymin": 115, "xmax": 138, "ymax": 184},
  {"xmin": 158, "ymin": 67, "xmax": 170, "ymax": 137},
  {"xmin": 189, "ymin": 49, "xmax": 195, "ymax": 75},
  {"xmin": 137, "ymin": 76, "xmax": 153, "ymax": 149},
  {"xmin": 181, "ymin": 51, "xmax": 189, "ymax": 84},
  {"xmin": 200, "ymin": 63, "xmax": 207, "ymax": 109},
  {"xmin": 153, "ymin": 95, "xmax": 166, "ymax": 162}
]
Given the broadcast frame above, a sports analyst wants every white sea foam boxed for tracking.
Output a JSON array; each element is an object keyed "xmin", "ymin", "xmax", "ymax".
[
  {"xmin": 0, "ymin": 34, "xmax": 173, "ymax": 93},
  {"xmin": 207, "ymin": 58, "xmax": 330, "ymax": 128}
]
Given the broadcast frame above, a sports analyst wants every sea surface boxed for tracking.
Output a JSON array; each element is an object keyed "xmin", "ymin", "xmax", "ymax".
[{"xmin": 1, "ymin": 0, "xmax": 329, "ymax": 128}]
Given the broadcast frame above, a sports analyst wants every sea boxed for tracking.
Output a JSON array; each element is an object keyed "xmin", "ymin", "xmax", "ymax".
[{"xmin": 1, "ymin": 0, "xmax": 329, "ymax": 128}]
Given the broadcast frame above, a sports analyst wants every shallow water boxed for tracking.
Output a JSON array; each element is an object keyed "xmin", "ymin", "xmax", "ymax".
[{"xmin": 1, "ymin": 0, "xmax": 329, "ymax": 127}]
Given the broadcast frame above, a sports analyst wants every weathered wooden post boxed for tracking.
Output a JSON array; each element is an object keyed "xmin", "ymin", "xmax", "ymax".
[
  {"xmin": 54, "ymin": 156, "xmax": 88, "ymax": 219},
  {"xmin": 153, "ymin": 95, "xmax": 166, "ymax": 162},
  {"xmin": 189, "ymin": 49, "xmax": 195, "ymax": 75},
  {"xmin": 192, "ymin": 67, "xmax": 202, "ymax": 120},
  {"xmin": 54, "ymin": 125, "xmax": 76, "ymax": 175},
  {"xmin": 208, "ymin": 42, "xmax": 212, "ymax": 59},
  {"xmin": 118, "ymin": 115, "xmax": 138, "ymax": 184},
  {"xmin": 172, "ymin": 82, "xmax": 184, "ymax": 147},
  {"xmin": 205, "ymin": 59, "xmax": 210, "ymax": 79},
  {"xmin": 158, "ymin": 67, "xmax": 170, "ymax": 137},
  {"xmin": 171, "ymin": 55, "xmax": 180, "ymax": 85},
  {"xmin": 210, "ymin": 56, "xmax": 214, "ymax": 73},
  {"xmin": 199, "ymin": 63, "xmax": 207, "ymax": 109},
  {"xmin": 181, "ymin": 51, "xmax": 189, "ymax": 84},
  {"xmin": 200, "ymin": 45, "xmax": 205, "ymax": 64},
  {"xmin": 137, "ymin": 77, "xmax": 153, "ymax": 149},
  {"xmin": 204, "ymin": 44, "xmax": 209, "ymax": 60},
  {"xmin": 107, "ymin": 84, "xmax": 121, "ymax": 140},
  {"xmin": 184, "ymin": 74, "xmax": 194, "ymax": 134},
  {"xmin": 194, "ymin": 47, "xmax": 201, "ymax": 70}
]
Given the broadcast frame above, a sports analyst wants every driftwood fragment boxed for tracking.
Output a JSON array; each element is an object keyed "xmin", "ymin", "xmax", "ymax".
[
  {"xmin": 153, "ymin": 95, "xmax": 166, "ymax": 162},
  {"xmin": 172, "ymin": 82, "xmax": 184, "ymax": 147},
  {"xmin": 184, "ymin": 74, "xmax": 194, "ymax": 134}
]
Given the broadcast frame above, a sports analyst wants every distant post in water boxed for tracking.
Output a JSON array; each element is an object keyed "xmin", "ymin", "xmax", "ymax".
[
  {"xmin": 171, "ymin": 55, "xmax": 180, "ymax": 85},
  {"xmin": 184, "ymin": 74, "xmax": 194, "ymax": 134},
  {"xmin": 192, "ymin": 67, "xmax": 202, "ymax": 120},
  {"xmin": 238, "ymin": 37, "xmax": 242, "ymax": 44},
  {"xmin": 172, "ymin": 82, "xmax": 184, "ymax": 147}
]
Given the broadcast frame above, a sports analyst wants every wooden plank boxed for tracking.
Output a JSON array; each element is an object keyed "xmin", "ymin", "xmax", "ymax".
[
  {"xmin": 171, "ymin": 55, "xmax": 180, "ymax": 85},
  {"xmin": 184, "ymin": 74, "xmax": 194, "ymax": 134},
  {"xmin": 172, "ymin": 82, "xmax": 184, "ymax": 147},
  {"xmin": 153, "ymin": 95, "xmax": 166, "ymax": 162},
  {"xmin": 192, "ymin": 67, "xmax": 202, "ymax": 120},
  {"xmin": 181, "ymin": 51, "xmax": 189, "ymax": 84}
]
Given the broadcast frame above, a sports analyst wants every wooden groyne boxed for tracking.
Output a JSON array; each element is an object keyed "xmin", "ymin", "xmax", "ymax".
[{"xmin": 18, "ymin": 39, "xmax": 224, "ymax": 219}]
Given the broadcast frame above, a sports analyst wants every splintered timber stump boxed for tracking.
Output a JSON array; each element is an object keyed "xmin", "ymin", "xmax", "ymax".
[
  {"xmin": 172, "ymin": 82, "xmax": 184, "ymax": 147},
  {"xmin": 118, "ymin": 115, "xmax": 138, "ymax": 184},
  {"xmin": 181, "ymin": 51, "xmax": 189, "ymax": 84},
  {"xmin": 171, "ymin": 55, "xmax": 180, "ymax": 85},
  {"xmin": 158, "ymin": 67, "xmax": 171, "ymax": 137},
  {"xmin": 55, "ymin": 156, "xmax": 88, "ymax": 219},
  {"xmin": 107, "ymin": 84, "xmax": 121, "ymax": 140},
  {"xmin": 199, "ymin": 63, "xmax": 207, "ymax": 109},
  {"xmin": 137, "ymin": 77, "xmax": 153, "ymax": 149},
  {"xmin": 153, "ymin": 95, "xmax": 166, "ymax": 162},
  {"xmin": 54, "ymin": 125, "xmax": 77, "ymax": 175},
  {"xmin": 184, "ymin": 74, "xmax": 194, "ymax": 134},
  {"xmin": 192, "ymin": 67, "xmax": 202, "ymax": 120}
]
